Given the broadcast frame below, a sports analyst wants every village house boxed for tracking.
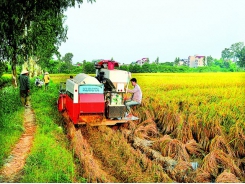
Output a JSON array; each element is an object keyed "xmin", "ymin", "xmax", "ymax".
[
  {"xmin": 188, "ymin": 55, "xmax": 206, "ymax": 67},
  {"xmin": 131, "ymin": 58, "xmax": 149, "ymax": 65},
  {"xmin": 179, "ymin": 59, "xmax": 188, "ymax": 66}
]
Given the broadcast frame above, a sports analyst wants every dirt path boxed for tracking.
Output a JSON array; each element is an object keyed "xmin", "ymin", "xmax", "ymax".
[{"xmin": 0, "ymin": 106, "xmax": 37, "ymax": 182}]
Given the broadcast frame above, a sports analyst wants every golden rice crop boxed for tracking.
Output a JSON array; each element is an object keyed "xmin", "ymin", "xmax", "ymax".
[
  {"xmin": 132, "ymin": 72, "xmax": 244, "ymax": 181},
  {"xmin": 201, "ymin": 149, "xmax": 241, "ymax": 177},
  {"xmin": 53, "ymin": 72, "xmax": 245, "ymax": 182},
  {"xmin": 209, "ymin": 135, "xmax": 235, "ymax": 158},
  {"xmin": 151, "ymin": 135, "xmax": 190, "ymax": 161},
  {"xmin": 215, "ymin": 170, "xmax": 242, "ymax": 183}
]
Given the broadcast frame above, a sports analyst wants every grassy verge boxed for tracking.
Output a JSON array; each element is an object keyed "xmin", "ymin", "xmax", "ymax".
[
  {"xmin": 0, "ymin": 86, "xmax": 24, "ymax": 167},
  {"xmin": 20, "ymin": 81, "xmax": 86, "ymax": 182}
]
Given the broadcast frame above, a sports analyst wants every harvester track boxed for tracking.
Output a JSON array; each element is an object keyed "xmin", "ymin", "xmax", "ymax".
[
  {"xmin": 62, "ymin": 111, "xmax": 189, "ymax": 182},
  {"xmin": 63, "ymin": 112, "xmax": 119, "ymax": 182}
]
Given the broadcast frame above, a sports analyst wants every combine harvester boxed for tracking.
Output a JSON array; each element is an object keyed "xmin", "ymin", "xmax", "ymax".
[{"xmin": 57, "ymin": 60, "xmax": 139, "ymax": 126}]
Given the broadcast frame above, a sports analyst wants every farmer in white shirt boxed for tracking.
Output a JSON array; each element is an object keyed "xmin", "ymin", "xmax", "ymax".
[{"xmin": 125, "ymin": 78, "xmax": 142, "ymax": 117}]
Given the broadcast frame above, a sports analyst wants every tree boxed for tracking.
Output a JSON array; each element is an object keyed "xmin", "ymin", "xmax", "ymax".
[
  {"xmin": 236, "ymin": 46, "xmax": 245, "ymax": 68},
  {"xmin": 61, "ymin": 52, "xmax": 74, "ymax": 73},
  {"xmin": 129, "ymin": 64, "xmax": 142, "ymax": 73},
  {"xmin": 119, "ymin": 64, "xmax": 129, "ymax": 71},
  {"xmin": 221, "ymin": 48, "xmax": 232, "ymax": 61},
  {"xmin": 206, "ymin": 56, "xmax": 213, "ymax": 66},
  {"xmin": 142, "ymin": 63, "xmax": 151, "ymax": 73},
  {"xmin": 46, "ymin": 59, "xmax": 60, "ymax": 74},
  {"xmin": 174, "ymin": 57, "xmax": 180, "ymax": 66},
  {"xmin": 62, "ymin": 53, "xmax": 74, "ymax": 64},
  {"xmin": 155, "ymin": 56, "xmax": 159, "ymax": 64},
  {"xmin": 29, "ymin": 11, "xmax": 68, "ymax": 69},
  {"xmin": 160, "ymin": 62, "xmax": 174, "ymax": 66},
  {"xmin": 0, "ymin": 0, "xmax": 95, "ymax": 86},
  {"xmin": 230, "ymin": 42, "xmax": 244, "ymax": 62},
  {"xmin": 83, "ymin": 61, "xmax": 95, "ymax": 74}
]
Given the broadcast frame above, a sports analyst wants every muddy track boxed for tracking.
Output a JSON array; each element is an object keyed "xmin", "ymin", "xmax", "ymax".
[{"xmin": 0, "ymin": 107, "xmax": 36, "ymax": 183}]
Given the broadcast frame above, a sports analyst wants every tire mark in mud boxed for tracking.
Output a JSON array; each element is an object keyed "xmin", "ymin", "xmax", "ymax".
[{"xmin": 0, "ymin": 107, "xmax": 36, "ymax": 182}]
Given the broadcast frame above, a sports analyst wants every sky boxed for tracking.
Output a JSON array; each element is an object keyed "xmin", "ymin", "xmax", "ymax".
[{"xmin": 58, "ymin": 0, "xmax": 245, "ymax": 64}]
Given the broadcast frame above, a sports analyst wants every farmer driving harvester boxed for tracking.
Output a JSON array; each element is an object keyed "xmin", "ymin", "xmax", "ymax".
[
  {"xmin": 124, "ymin": 78, "xmax": 142, "ymax": 117},
  {"xmin": 57, "ymin": 59, "xmax": 140, "ymax": 126}
]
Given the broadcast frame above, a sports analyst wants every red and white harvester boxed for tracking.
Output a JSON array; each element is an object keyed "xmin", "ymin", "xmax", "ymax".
[{"xmin": 57, "ymin": 60, "xmax": 138, "ymax": 126}]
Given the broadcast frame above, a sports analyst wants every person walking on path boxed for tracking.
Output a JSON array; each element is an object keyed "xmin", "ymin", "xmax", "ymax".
[
  {"xmin": 19, "ymin": 70, "xmax": 31, "ymax": 107},
  {"xmin": 44, "ymin": 72, "xmax": 50, "ymax": 90},
  {"xmin": 125, "ymin": 78, "xmax": 142, "ymax": 117}
]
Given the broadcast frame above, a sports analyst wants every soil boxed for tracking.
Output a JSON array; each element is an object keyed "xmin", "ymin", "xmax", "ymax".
[{"xmin": 0, "ymin": 106, "xmax": 36, "ymax": 183}]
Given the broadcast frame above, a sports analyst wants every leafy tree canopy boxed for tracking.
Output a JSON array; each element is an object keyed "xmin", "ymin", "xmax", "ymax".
[
  {"xmin": 206, "ymin": 56, "xmax": 214, "ymax": 66},
  {"xmin": 221, "ymin": 48, "xmax": 232, "ymax": 61},
  {"xmin": 221, "ymin": 42, "xmax": 244, "ymax": 63},
  {"xmin": 62, "ymin": 52, "xmax": 74, "ymax": 64},
  {"xmin": 236, "ymin": 47, "xmax": 245, "ymax": 68},
  {"xmin": 0, "ymin": 0, "xmax": 95, "ymax": 82}
]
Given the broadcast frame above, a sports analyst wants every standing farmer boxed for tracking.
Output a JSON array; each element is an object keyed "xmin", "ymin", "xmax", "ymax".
[
  {"xmin": 44, "ymin": 72, "xmax": 50, "ymax": 90},
  {"xmin": 19, "ymin": 70, "xmax": 31, "ymax": 107}
]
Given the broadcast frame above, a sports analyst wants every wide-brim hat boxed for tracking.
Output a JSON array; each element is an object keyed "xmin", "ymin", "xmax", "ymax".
[
  {"xmin": 21, "ymin": 70, "xmax": 29, "ymax": 74},
  {"xmin": 45, "ymin": 72, "xmax": 49, "ymax": 75}
]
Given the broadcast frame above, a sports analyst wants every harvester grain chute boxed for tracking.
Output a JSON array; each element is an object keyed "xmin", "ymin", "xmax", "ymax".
[{"xmin": 57, "ymin": 60, "xmax": 139, "ymax": 126}]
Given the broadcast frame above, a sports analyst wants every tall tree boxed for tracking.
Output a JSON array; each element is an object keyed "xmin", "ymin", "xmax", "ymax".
[
  {"xmin": 221, "ymin": 48, "xmax": 232, "ymax": 61},
  {"xmin": 155, "ymin": 56, "xmax": 159, "ymax": 64},
  {"xmin": 29, "ymin": 11, "xmax": 68, "ymax": 69},
  {"xmin": 206, "ymin": 56, "xmax": 214, "ymax": 66},
  {"xmin": 0, "ymin": 0, "xmax": 95, "ymax": 86},
  {"xmin": 230, "ymin": 42, "xmax": 244, "ymax": 62},
  {"xmin": 62, "ymin": 52, "xmax": 74, "ymax": 64},
  {"xmin": 61, "ymin": 52, "xmax": 74, "ymax": 73},
  {"xmin": 174, "ymin": 57, "xmax": 180, "ymax": 66},
  {"xmin": 236, "ymin": 46, "xmax": 245, "ymax": 68}
]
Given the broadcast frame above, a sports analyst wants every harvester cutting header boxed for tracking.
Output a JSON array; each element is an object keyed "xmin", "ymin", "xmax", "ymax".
[{"xmin": 57, "ymin": 60, "xmax": 138, "ymax": 126}]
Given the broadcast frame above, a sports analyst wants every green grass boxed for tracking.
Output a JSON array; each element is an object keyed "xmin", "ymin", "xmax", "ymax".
[
  {"xmin": 20, "ymin": 81, "xmax": 86, "ymax": 183},
  {"xmin": 0, "ymin": 76, "xmax": 85, "ymax": 182},
  {"xmin": 0, "ymin": 86, "xmax": 24, "ymax": 167},
  {"xmin": 0, "ymin": 110, "xmax": 24, "ymax": 166},
  {"xmin": 21, "ymin": 134, "xmax": 75, "ymax": 182}
]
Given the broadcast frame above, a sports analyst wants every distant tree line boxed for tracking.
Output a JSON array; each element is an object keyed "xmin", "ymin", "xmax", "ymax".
[
  {"xmin": 4, "ymin": 57, "xmax": 242, "ymax": 75},
  {"xmin": 119, "ymin": 58, "xmax": 242, "ymax": 73},
  {"xmin": 1, "ymin": 41, "xmax": 245, "ymax": 78}
]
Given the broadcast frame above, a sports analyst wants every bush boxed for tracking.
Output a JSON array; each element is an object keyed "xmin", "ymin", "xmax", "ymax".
[{"xmin": 0, "ymin": 76, "xmax": 11, "ymax": 88}]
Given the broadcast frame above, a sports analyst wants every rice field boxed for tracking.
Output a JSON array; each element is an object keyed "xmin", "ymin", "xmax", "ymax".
[{"xmin": 51, "ymin": 72, "xmax": 245, "ymax": 182}]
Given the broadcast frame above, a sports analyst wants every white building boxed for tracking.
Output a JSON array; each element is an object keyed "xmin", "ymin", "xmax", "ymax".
[{"xmin": 188, "ymin": 55, "xmax": 206, "ymax": 67}]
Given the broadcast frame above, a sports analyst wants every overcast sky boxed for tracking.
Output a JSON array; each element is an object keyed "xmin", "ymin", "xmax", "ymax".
[{"xmin": 58, "ymin": 0, "xmax": 245, "ymax": 64}]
